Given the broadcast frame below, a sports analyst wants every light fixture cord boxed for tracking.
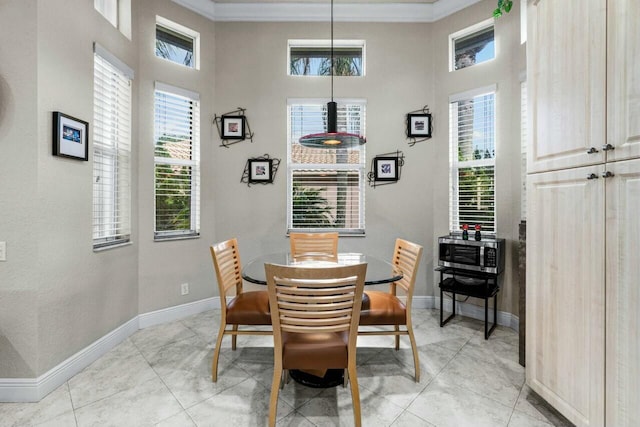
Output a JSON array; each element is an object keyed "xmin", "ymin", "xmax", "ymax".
[{"xmin": 331, "ymin": 0, "xmax": 334, "ymax": 102}]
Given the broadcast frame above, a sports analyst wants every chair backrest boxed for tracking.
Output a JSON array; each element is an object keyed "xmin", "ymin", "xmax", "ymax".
[
  {"xmin": 265, "ymin": 263, "xmax": 367, "ymax": 351},
  {"xmin": 391, "ymin": 238, "xmax": 423, "ymax": 302},
  {"xmin": 289, "ymin": 232, "xmax": 339, "ymax": 261},
  {"xmin": 210, "ymin": 238, "xmax": 243, "ymax": 309}
]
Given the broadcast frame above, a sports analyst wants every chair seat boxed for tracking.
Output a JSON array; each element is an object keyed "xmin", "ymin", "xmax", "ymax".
[
  {"xmin": 226, "ymin": 291, "xmax": 271, "ymax": 325},
  {"xmin": 359, "ymin": 291, "xmax": 406, "ymax": 325},
  {"xmin": 282, "ymin": 331, "xmax": 348, "ymax": 370}
]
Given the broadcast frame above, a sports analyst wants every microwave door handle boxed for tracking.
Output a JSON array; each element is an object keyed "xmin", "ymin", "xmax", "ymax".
[{"xmin": 479, "ymin": 246, "xmax": 485, "ymax": 270}]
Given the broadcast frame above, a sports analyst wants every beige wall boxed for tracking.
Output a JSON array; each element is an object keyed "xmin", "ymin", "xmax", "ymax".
[{"xmin": 0, "ymin": 0, "xmax": 523, "ymax": 380}]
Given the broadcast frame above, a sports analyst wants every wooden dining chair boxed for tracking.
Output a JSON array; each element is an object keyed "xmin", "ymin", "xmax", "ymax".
[
  {"xmin": 358, "ymin": 238, "xmax": 423, "ymax": 382},
  {"xmin": 210, "ymin": 238, "xmax": 272, "ymax": 382},
  {"xmin": 265, "ymin": 262, "xmax": 367, "ymax": 427},
  {"xmin": 289, "ymin": 232, "xmax": 339, "ymax": 261}
]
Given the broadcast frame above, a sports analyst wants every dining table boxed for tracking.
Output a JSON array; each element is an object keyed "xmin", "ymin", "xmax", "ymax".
[
  {"xmin": 242, "ymin": 252, "xmax": 403, "ymax": 286},
  {"xmin": 241, "ymin": 252, "xmax": 403, "ymax": 388}
]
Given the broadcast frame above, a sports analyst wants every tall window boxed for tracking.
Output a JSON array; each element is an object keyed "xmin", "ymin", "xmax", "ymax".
[
  {"xmin": 288, "ymin": 40, "xmax": 365, "ymax": 76},
  {"xmin": 287, "ymin": 99, "xmax": 366, "ymax": 234},
  {"xmin": 94, "ymin": 0, "xmax": 131, "ymax": 39},
  {"xmin": 155, "ymin": 16, "xmax": 200, "ymax": 69},
  {"xmin": 449, "ymin": 19, "xmax": 495, "ymax": 71},
  {"xmin": 93, "ymin": 44, "xmax": 133, "ymax": 249},
  {"xmin": 449, "ymin": 86, "xmax": 496, "ymax": 234},
  {"xmin": 154, "ymin": 83, "xmax": 200, "ymax": 239}
]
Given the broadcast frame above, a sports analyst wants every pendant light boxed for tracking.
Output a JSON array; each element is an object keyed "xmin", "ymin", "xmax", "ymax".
[{"xmin": 298, "ymin": 0, "xmax": 366, "ymax": 149}]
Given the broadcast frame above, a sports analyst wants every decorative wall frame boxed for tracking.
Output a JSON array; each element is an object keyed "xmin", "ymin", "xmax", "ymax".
[
  {"xmin": 406, "ymin": 105, "xmax": 433, "ymax": 146},
  {"xmin": 241, "ymin": 154, "xmax": 281, "ymax": 187},
  {"xmin": 52, "ymin": 111, "xmax": 89, "ymax": 161},
  {"xmin": 248, "ymin": 158, "xmax": 273, "ymax": 183},
  {"xmin": 214, "ymin": 107, "xmax": 254, "ymax": 147},
  {"xmin": 367, "ymin": 150, "xmax": 405, "ymax": 188}
]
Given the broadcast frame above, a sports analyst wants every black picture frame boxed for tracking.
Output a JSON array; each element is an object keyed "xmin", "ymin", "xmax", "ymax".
[
  {"xmin": 374, "ymin": 157, "xmax": 399, "ymax": 181},
  {"xmin": 248, "ymin": 159, "xmax": 273, "ymax": 183},
  {"xmin": 221, "ymin": 115, "xmax": 246, "ymax": 140},
  {"xmin": 407, "ymin": 113, "xmax": 432, "ymax": 138},
  {"xmin": 52, "ymin": 111, "xmax": 89, "ymax": 161}
]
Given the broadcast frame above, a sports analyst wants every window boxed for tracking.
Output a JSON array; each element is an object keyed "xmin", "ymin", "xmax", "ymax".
[
  {"xmin": 288, "ymin": 40, "xmax": 364, "ymax": 76},
  {"xmin": 93, "ymin": 44, "xmax": 134, "ymax": 249},
  {"xmin": 449, "ymin": 19, "xmax": 495, "ymax": 71},
  {"xmin": 94, "ymin": 0, "xmax": 131, "ymax": 39},
  {"xmin": 449, "ymin": 86, "xmax": 496, "ymax": 234},
  {"xmin": 287, "ymin": 99, "xmax": 366, "ymax": 234},
  {"xmin": 154, "ymin": 83, "xmax": 200, "ymax": 239},
  {"xmin": 155, "ymin": 16, "xmax": 200, "ymax": 69},
  {"xmin": 95, "ymin": 0, "xmax": 117, "ymax": 27}
]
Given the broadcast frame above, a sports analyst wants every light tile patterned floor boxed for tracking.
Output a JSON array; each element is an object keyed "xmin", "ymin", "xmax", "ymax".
[{"xmin": 0, "ymin": 309, "xmax": 573, "ymax": 426}]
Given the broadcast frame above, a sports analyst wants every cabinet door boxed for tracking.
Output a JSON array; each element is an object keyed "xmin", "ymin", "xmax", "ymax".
[
  {"xmin": 526, "ymin": 0, "xmax": 606, "ymax": 173},
  {"xmin": 605, "ymin": 159, "xmax": 640, "ymax": 426},
  {"xmin": 606, "ymin": 0, "xmax": 640, "ymax": 162},
  {"xmin": 526, "ymin": 165, "xmax": 605, "ymax": 427}
]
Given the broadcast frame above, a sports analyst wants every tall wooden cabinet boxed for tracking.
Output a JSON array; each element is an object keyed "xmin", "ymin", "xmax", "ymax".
[{"xmin": 526, "ymin": 0, "xmax": 640, "ymax": 426}]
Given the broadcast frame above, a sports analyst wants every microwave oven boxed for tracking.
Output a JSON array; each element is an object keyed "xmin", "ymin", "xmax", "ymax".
[{"xmin": 438, "ymin": 234, "xmax": 505, "ymax": 275}]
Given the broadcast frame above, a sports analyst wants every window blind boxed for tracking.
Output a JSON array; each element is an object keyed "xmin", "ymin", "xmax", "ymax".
[
  {"xmin": 154, "ymin": 83, "xmax": 200, "ymax": 238},
  {"xmin": 287, "ymin": 100, "xmax": 366, "ymax": 234},
  {"xmin": 93, "ymin": 50, "xmax": 132, "ymax": 249},
  {"xmin": 449, "ymin": 89, "xmax": 496, "ymax": 233}
]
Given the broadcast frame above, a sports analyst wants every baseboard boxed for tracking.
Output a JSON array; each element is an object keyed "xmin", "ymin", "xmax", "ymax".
[
  {"xmin": 1, "ymin": 295, "xmax": 517, "ymax": 402},
  {"xmin": 413, "ymin": 296, "xmax": 520, "ymax": 330},
  {"xmin": 0, "ymin": 317, "xmax": 139, "ymax": 402},
  {"xmin": 138, "ymin": 297, "xmax": 219, "ymax": 329},
  {"xmin": 0, "ymin": 298, "xmax": 217, "ymax": 402}
]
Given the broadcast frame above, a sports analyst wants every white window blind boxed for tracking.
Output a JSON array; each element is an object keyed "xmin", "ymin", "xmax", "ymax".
[
  {"xmin": 449, "ymin": 87, "xmax": 496, "ymax": 234},
  {"xmin": 154, "ymin": 83, "xmax": 200, "ymax": 239},
  {"xmin": 93, "ymin": 48, "xmax": 133, "ymax": 249},
  {"xmin": 287, "ymin": 99, "xmax": 366, "ymax": 234}
]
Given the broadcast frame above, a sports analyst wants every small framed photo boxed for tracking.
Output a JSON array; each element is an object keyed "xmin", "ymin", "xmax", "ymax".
[
  {"xmin": 407, "ymin": 113, "xmax": 432, "ymax": 138},
  {"xmin": 248, "ymin": 159, "xmax": 273, "ymax": 183},
  {"xmin": 374, "ymin": 157, "xmax": 399, "ymax": 181},
  {"xmin": 221, "ymin": 115, "xmax": 246, "ymax": 140},
  {"xmin": 53, "ymin": 112, "xmax": 89, "ymax": 161}
]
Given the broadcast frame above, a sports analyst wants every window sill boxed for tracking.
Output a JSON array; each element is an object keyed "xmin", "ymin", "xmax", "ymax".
[
  {"xmin": 154, "ymin": 233, "xmax": 200, "ymax": 243},
  {"xmin": 93, "ymin": 241, "xmax": 133, "ymax": 252}
]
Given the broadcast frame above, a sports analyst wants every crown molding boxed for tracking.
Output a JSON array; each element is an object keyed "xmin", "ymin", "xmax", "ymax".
[{"xmin": 172, "ymin": 0, "xmax": 483, "ymax": 22}]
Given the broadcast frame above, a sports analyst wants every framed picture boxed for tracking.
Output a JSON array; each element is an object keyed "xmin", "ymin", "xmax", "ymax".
[
  {"xmin": 221, "ymin": 115, "xmax": 246, "ymax": 140},
  {"xmin": 407, "ymin": 113, "xmax": 432, "ymax": 138},
  {"xmin": 248, "ymin": 158, "xmax": 273, "ymax": 183},
  {"xmin": 374, "ymin": 157, "xmax": 399, "ymax": 181},
  {"xmin": 52, "ymin": 111, "xmax": 89, "ymax": 161}
]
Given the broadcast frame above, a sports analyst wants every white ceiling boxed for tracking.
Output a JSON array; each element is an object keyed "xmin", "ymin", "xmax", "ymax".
[{"xmin": 172, "ymin": 0, "xmax": 485, "ymax": 22}]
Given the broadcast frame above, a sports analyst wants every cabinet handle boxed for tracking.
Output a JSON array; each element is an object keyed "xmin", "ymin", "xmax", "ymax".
[
  {"xmin": 602, "ymin": 144, "xmax": 615, "ymax": 151},
  {"xmin": 587, "ymin": 147, "xmax": 599, "ymax": 154},
  {"xmin": 587, "ymin": 173, "xmax": 599, "ymax": 180},
  {"xmin": 602, "ymin": 171, "xmax": 615, "ymax": 178}
]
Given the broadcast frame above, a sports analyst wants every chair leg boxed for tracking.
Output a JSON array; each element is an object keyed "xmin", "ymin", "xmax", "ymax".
[
  {"xmin": 269, "ymin": 365, "xmax": 282, "ymax": 427},
  {"xmin": 212, "ymin": 322, "xmax": 226, "ymax": 382},
  {"xmin": 407, "ymin": 325, "xmax": 421, "ymax": 382},
  {"xmin": 394, "ymin": 325, "xmax": 400, "ymax": 350},
  {"xmin": 231, "ymin": 324, "xmax": 239, "ymax": 350},
  {"xmin": 348, "ymin": 364, "xmax": 362, "ymax": 427},
  {"xmin": 343, "ymin": 368, "xmax": 349, "ymax": 388}
]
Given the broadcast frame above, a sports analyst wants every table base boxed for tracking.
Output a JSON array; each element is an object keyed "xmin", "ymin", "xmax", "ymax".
[{"xmin": 289, "ymin": 369, "xmax": 344, "ymax": 388}]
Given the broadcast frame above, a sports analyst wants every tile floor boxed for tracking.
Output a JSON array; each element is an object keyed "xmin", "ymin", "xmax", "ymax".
[{"xmin": 0, "ymin": 309, "xmax": 573, "ymax": 426}]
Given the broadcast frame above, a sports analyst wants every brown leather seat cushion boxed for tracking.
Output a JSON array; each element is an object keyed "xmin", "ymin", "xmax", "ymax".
[
  {"xmin": 282, "ymin": 331, "xmax": 348, "ymax": 370},
  {"xmin": 226, "ymin": 291, "xmax": 271, "ymax": 325},
  {"xmin": 359, "ymin": 291, "xmax": 406, "ymax": 325}
]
